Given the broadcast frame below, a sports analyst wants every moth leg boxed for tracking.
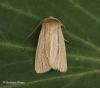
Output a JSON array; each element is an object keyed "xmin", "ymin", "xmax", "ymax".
[{"xmin": 64, "ymin": 39, "xmax": 69, "ymax": 42}]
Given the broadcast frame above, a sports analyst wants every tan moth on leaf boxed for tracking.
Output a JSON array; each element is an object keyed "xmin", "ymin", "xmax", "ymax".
[{"xmin": 28, "ymin": 16, "xmax": 68, "ymax": 73}]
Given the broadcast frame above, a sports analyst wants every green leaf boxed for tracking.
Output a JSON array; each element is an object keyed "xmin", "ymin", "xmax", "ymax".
[{"xmin": 0, "ymin": 0, "xmax": 100, "ymax": 88}]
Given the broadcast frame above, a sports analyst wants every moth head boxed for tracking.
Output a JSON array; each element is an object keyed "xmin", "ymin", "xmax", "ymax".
[{"xmin": 49, "ymin": 16, "xmax": 54, "ymax": 19}]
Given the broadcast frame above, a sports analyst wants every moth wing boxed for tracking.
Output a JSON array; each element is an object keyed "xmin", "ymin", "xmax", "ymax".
[
  {"xmin": 49, "ymin": 23, "xmax": 67, "ymax": 72},
  {"xmin": 57, "ymin": 26, "xmax": 67, "ymax": 72},
  {"xmin": 35, "ymin": 27, "xmax": 51, "ymax": 73}
]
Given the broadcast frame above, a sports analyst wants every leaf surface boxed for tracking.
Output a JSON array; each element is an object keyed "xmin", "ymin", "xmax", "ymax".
[{"xmin": 0, "ymin": 0, "xmax": 100, "ymax": 88}]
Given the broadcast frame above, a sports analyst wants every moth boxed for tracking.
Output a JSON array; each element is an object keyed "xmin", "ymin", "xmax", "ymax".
[{"xmin": 27, "ymin": 16, "xmax": 68, "ymax": 73}]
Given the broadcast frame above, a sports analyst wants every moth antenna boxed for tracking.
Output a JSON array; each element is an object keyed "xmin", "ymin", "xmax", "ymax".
[
  {"xmin": 26, "ymin": 20, "xmax": 44, "ymax": 39},
  {"xmin": 26, "ymin": 17, "xmax": 51, "ymax": 39},
  {"xmin": 56, "ymin": 20, "xmax": 69, "ymax": 42},
  {"xmin": 63, "ymin": 25, "xmax": 69, "ymax": 42},
  {"xmin": 58, "ymin": 21, "xmax": 68, "ymax": 42},
  {"xmin": 53, "ymin": 18, "xmax": 68, "ymax": 31},
  {"xmin": 62, "ymin": 24, "xmax": 68, "ymax": 31}
]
